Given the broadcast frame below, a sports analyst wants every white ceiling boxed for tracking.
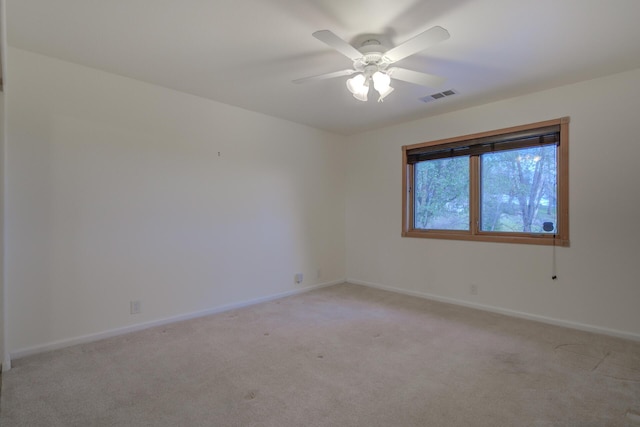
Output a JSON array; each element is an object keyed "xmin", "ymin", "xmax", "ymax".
[{"xmin": 7, "ymin": 0, "xmax": 640, "ymax": 135}]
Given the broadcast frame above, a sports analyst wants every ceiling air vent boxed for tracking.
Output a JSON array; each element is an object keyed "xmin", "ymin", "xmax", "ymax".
[{"xmin": 420, "ymin": 89, "xmax": 458, "ymax": 103}]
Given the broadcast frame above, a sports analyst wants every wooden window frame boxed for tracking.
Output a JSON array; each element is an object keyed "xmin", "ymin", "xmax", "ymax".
[{"xmin": 402, "ymin": 117, "xmax": 570, "ymax": 246}]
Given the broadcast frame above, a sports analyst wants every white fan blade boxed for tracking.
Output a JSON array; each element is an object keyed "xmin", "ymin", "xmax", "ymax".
[
  {"xmin": 293, "ymin": 69, "xmax": 356, "ymax": 84},
  {"xmin": 313, "ymin": 30, "xmax": 362, "ymax": 61},
  {"xmin": 384, "ymin": 26, "xmax": 450, "ymax": 63},
  {"xmin": 389, "ymin": 67, "xmax": 446, "ymax": 88}
]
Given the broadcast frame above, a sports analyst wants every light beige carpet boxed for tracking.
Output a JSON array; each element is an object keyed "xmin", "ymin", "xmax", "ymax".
[{"xmin": 2, "ymin": 283, "xmax": 640, "ymax": 426}]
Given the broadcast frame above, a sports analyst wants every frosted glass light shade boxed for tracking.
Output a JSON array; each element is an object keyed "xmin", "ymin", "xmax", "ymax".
[
  {"xmin": 352, "ymin": 90, "xmax": 368, "ymax": 102},
  {"xmin": 372, "ymin": 71, "xmax": 393, "ymax": 102},
  {"xmin": 346, "ymin": 73, "xmax": 369, "ymax": 101},
  {"xmin": 376, "ymin": 86, "xmax": 394, "ymax": 102},
  {"xmin": 372, "ymin": 71, "xmax": 391, "ymax": 91},
  {"xmin": 346, "ymin": 74, "xmax": 366, "ymax": 93}
]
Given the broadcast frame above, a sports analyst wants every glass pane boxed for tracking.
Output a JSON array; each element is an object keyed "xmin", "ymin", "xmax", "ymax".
[
  {"xmin": 414, "ymin": 157, "xmax": 469, "ymax": 230},
  {"xmin": 480, "ymin": 145, "xmax": 557, "ymax": 233}
]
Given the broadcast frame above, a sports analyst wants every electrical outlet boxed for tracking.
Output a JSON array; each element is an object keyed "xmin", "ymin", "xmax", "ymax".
[
  {"xmin": 294, "ymin": 273, "xmax": 303, "ymax": 284},
  {"xmin": 130, "ymin": 300, "xmax": 142, "ymax": 314},
  {"xmin": 470, "ymin": 284, "xmax": 478, "ymax": 295},
  {"xmin": 316, "ymin": 268, "xmax": 322, "ymax": 279}
]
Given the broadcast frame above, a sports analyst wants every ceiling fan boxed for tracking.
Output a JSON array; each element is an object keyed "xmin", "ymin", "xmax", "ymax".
[{"xmin": 293, "ymin": 26, "xmax": 450, "ymax": 102}]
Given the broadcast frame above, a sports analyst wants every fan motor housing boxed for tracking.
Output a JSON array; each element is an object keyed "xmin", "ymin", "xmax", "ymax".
[
  {"xmin": 351, "ymin": 34, "xmax": 393, "ymax": 69},
  {"xmin": 354, "ymin": 53, "xmax": 391, "ymax": 72},
  {"xmin": 352, "ymin": 33, "xmax": 392, "ymax": 52}
]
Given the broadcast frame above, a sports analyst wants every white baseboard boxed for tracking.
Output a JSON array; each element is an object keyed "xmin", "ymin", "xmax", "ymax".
[
  {"xmin": 347, "ymin": 278, "xmax": 640, "ymax": 342},
  {"xmin": 9, "ymin": 279, "xmax": 345, "ymax": 363}
]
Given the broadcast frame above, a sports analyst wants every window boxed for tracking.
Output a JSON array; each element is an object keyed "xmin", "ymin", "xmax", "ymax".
[{"xmin": 402, "ymin": 118, "xmax": 569, "ymax": 246}]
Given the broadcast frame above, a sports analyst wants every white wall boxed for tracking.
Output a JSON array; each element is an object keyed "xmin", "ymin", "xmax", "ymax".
[
  {"xmin": 6, "ymin": 46, "xmax": 640, "ymax": 362},
  {"xmin": 346, "ymin": 68, "xmax": 640, "ymax": 339},
  {"xmin": 5, "ymin": 48, "xmax": 346, "ymax": 356},
  {"xmin": 1, "ymin": 91, "xmax": 5, "ymax": 369},
  {"xmin": 1, "ymin": 0, "xmax": 7, "ymax": 370}
]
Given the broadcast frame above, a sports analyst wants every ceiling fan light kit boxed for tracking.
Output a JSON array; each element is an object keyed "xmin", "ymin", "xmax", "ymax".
[
  {"xmin": 346, "ymin": 73, "xmax": 369, "ymax": 101},
  {"xmin": 346, "ymin": 65, "xmax": 394, "ymax": 102},
  {"xmin": 294, "ymin": 26, "xmax": 450, "ymax": 103}
]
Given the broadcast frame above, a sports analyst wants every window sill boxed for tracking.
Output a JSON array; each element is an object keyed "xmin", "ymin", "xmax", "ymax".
[{"xmin": 402, "ymin": 230, "xmax": 570, "ymax": 247}]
